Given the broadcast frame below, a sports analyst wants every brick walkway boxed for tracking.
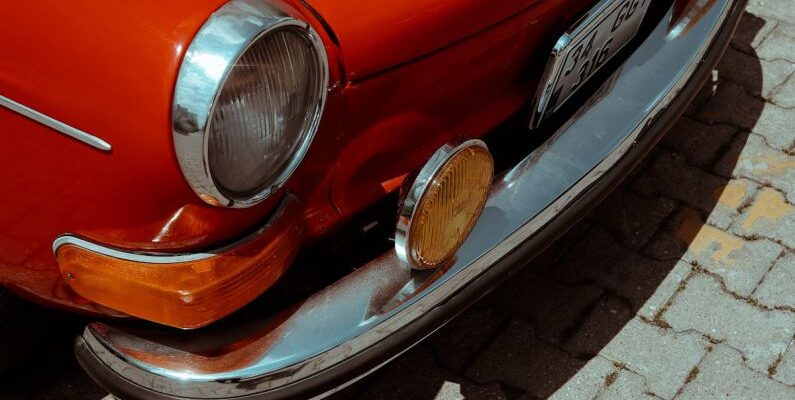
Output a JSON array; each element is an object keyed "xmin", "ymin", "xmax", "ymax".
[{"xmin": 332, "ymin": 4, "xmax": 795, "ymax": 400}]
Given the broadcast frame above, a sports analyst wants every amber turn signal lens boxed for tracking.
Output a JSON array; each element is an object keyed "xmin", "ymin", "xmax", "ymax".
[
  {"xmin": 396, "ymin": 140, "xmax": 494, "ymax": 270},
  {"xmin": 55, "ymin": 199, "xmax": 303, "ymax": 329}
]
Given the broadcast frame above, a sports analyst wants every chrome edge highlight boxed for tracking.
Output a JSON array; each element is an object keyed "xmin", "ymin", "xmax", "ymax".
[
  {"xmin": 0, "ymin": 94, "xmax": 112, "ymax": 152},
  {"xmin": 52, "ymin": 194, "xmax": 297, "ymax": 265},
  {"xmin": 172, "ymin": 0, "xmax": 329, "ymax": 208},
  {"xmin": 395, "ymin": 139, "xmax": 490, "ymax": 269}
]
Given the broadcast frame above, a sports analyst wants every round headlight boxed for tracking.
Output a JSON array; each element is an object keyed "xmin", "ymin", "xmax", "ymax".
[
  {"xmin": 208, "ymin": 26, "xmax": 325, "ymax": 199},
  {"xmin": 172, "ymin": 0, "xmax": 328, "ymax": 207}
]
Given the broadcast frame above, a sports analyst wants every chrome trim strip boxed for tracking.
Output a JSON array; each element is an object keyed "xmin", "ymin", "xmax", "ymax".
[
  {"xmin": 52, "ymin": 236, "xmax": 213, "ymax": 264},
  {"xmin": 78, "ymin": 1, "xmax": 739, "ymax": 398},
  {"xmin": 172, "ymin": 0, "xmax": 330, "ymax": 208},
  {"xmin": 0, "ymin": 95, "xmax": 112, "ymax": 152},
  {"xmin": 52, "ymin": 194, "xmax": 296, "ymax": 264}
]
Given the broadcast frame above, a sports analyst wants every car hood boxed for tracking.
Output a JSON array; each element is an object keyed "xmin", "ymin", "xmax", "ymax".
[{"xmin": 304, "ymin": 0, "xmax": 545, "ymax": 81}]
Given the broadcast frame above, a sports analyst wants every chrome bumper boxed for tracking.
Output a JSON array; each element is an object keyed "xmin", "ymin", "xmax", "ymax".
[{"xmin": 76, "ymin": 1, "xmax": 745, "ymax": 399}]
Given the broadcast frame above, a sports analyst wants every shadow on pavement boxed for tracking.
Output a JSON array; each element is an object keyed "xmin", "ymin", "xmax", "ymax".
[{"xmin": 0, "ymin": 306, "xmax": 105, "ymax": 400}]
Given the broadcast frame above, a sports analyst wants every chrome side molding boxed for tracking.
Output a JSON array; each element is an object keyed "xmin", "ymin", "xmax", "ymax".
[
  {"xmin": 0, "ymin": 94, "xmax": 112, "ymax": 152},
  {"xmin": 52, "ymin": 194, "xmax": 298, "ymax": 264},
  {"xmin": 52, "ymin": 235, "xmax": 215, "ymax": 264}
]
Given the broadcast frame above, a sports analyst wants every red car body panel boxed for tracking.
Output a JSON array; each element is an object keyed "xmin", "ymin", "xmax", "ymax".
[
  {"xmin": 306, "ymin": 0, "xmax": 549, "ymax": 80},
  {"xmin": 0, "ymin": 0, "xmax": 592, "ymax": 315}
]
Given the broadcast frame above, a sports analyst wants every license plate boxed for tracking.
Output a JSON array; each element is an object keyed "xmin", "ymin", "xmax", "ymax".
[{"xmin": 530, "ymin": 0, "xmax": 650, "ymax": 127}]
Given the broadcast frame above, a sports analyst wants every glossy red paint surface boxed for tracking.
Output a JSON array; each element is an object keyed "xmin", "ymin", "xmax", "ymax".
[
  {"xmin": 305, "ymin": 0, "xmax": 546, "ymax": 80},
  {"xmin": 0, "ymin": 0, "xmax": 593, "ymax": 316},
  {"xmin": 328, "ymin": 0, "xmax": 593, "ymax": 216}
]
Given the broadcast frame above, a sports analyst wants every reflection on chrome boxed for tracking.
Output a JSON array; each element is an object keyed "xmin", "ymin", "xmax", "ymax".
[
  {"xmin": 668, "ymin": 0, "xmax": 718, "ymax": 40},
  {"xmin": 0, "ymin": 94, "xmax": 112, "ymax": 152},
  {"xmin": 171, "ymin": 0, "xmax": 329, "ymax": 209}
]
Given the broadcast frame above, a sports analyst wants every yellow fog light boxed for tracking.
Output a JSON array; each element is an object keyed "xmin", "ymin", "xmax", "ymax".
[{"xmin": 396, "ymin": 140, "xmax": 494, "ymax": 270}]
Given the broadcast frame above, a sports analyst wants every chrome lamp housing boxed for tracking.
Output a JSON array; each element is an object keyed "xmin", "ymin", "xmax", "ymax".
[{"xmin": 172, "ymin": 0, "xmax": 329, "ymax": 208}]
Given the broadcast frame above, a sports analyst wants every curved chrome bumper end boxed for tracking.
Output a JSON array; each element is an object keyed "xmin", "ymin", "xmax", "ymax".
[{"xmin": 76, "ymin": 1, "xmax": 747, "ymax": 399}]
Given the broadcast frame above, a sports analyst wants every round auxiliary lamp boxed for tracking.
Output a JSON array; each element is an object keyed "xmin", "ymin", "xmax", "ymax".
[{"xmin": 395, "ymin": 139, "xmax": 495, "ymax": 270}]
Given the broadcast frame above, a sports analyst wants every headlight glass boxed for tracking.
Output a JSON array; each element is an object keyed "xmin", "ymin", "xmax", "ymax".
[
  {"xmin": 172, "ymin": 0, "xmax": 329, "ymax": 208},
  {"xmin": 395, "ymin": 140, "xmax": 494, "ymax": 270},
  {"xmin": 208, "ymin": 26, "xmax": 325, "ymax": 199}
]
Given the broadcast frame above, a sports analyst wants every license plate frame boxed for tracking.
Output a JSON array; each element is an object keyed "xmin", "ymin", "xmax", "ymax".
[{"xmin": 530, "ymin": 0, "xmax": 650, "ymax": 128}]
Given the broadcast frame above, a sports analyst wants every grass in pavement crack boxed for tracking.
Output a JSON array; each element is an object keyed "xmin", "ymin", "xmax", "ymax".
[
  {"xmin": 692, "ymin": 263, "xmax": 795, "ymax": 313},
  {"xmin": 684, "ymin": 366, "xmax": 701, "ymax": 385},
  {"xmin": 768, "ymin": 352, "xmax": 784, "ymax": 377}
]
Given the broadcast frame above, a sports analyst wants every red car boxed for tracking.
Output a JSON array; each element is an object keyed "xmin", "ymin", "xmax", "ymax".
[{"xmin": 0, "ymin": 0, "xmax": 745, "ymax": 398}]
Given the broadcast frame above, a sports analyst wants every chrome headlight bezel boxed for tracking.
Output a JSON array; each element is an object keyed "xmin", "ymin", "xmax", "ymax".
[{"xmin": 172, "ymin": 0, "xmax": 329, "ymax": 208}]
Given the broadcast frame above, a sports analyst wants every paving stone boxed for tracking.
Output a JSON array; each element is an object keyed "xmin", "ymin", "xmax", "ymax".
[
  {"xmin": 683, "ymin": 76, "xmax": 717, "ymax": 117},
  {"xmin": 596, "ymin": 369, "xmax": 656, "ymax": 400},
  {"xmin": 771, "ymin": 21, "xmax": 795, "ymax": 39},
  {"xmin": 663, "ymin": 274, "xmax": 795, "ymax": 373},
  {"xmin": 697, "ymin": 80, "xmax": 766, "ymax": 130},
  {"xmin": 589, "ymin": 189, "xmax": 677, "ymax": 250},
  {"xmin": 717, "ymin": 133, "xmax": 795, "ymax": 203},
  {"xmin": 466, "ymin": 319, "xmax": 585, "ymax": 399},
  {"xmin": 637, "ymin": 261, "xmax": 693, "ymax": 321},
  {"xmin": 731, "ymin": 12, "xmax": 777, "ymax": 55},
  {"xmin": 747, "ymin": 0, "xmax": 795, "ymax": 26},
  {"xmin": 718, "ymin": 47, "xmax": 794, "ymax": 99},
  {"xmin": 672, "ymin": 207, "xmax": 783, "ymax": 296},
  {"xmin": 524, "ymin": 220, "xmax": 593, "ymax": 277},
  {"xmin": 0, "ymin": 353, "xmax": 108, "ymax": 400},
  {"xmin": 773, "ymin": 339, "xmax": 795, "ymax": 385},
  {"xmin": 490, "ymin": 275, "xmax": 603, "ymax": 345},
  {"xmin": 552, "ymin": 227, "xmax": 672, "ymax": 311},
  {"xmin": 563, "ymin": 295, "xmax": 635, "ymax": 358},
  {"xmin": 355, "ymin": 347, "xmax": 507, "ymax": 400},
  {"xmin": 753, "ymin": 253, "xmax": 795, "ymax": 309},
  {"xmin": 706, "ymin": 178, "xmax": 759, "ymax": 230},
  {"xmin": 325, "ymin": 384, "xmax": 360, "ymax": 400},
  {"xmin": 428, "ymin": 305, "xmax": 510, "ymax": 373},
  {"xmin": 661, "ymin": 118, "xmax": 737, "ymax": 168},
  {"xmin": 713, "ymin": 131, "xmax": 753, "ymax": 179},
  {"xmin": 761, "ymin": 59, "xmax": 795, "ymax": 100},
  {"xmin": 771, "ymin": 74, "xmax": 795, "ymax": 107},
  {"xmin": 549, "ymin": 356, "xmax": 616, "ymax": 400},
  {"xmin": 644, "ymin": 210, "xmax": 693, "ymax": 262},
  {"xmin": 758, "ymin": 27, "xmax": 795, "ymax": 63},
  {"xmin": 433, "ymin": 381, "xmax": 465, "ymax": 400},
  {"xmin": 599, "ymin": 318, "xmax": 709, "ymax": 399},
  {"xmin": 752, "ymin": 102, "xmax": 795, "ymax": 151},
  {"xmin": 734, "ymin": 186, "xmax": 795, "ymax": 249},
  {"xmin": 632, "ymin": 150, "xmax": 727, "ymax": 215},
  {"xmin": 677, "ymin": 345, "xmax": 795, "ymax": 399}
]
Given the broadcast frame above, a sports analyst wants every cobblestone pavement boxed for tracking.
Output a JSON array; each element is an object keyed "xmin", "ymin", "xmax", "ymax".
[{"xmin": 1, "ymin": 3, "xmax": 794, "ymax": 400}]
